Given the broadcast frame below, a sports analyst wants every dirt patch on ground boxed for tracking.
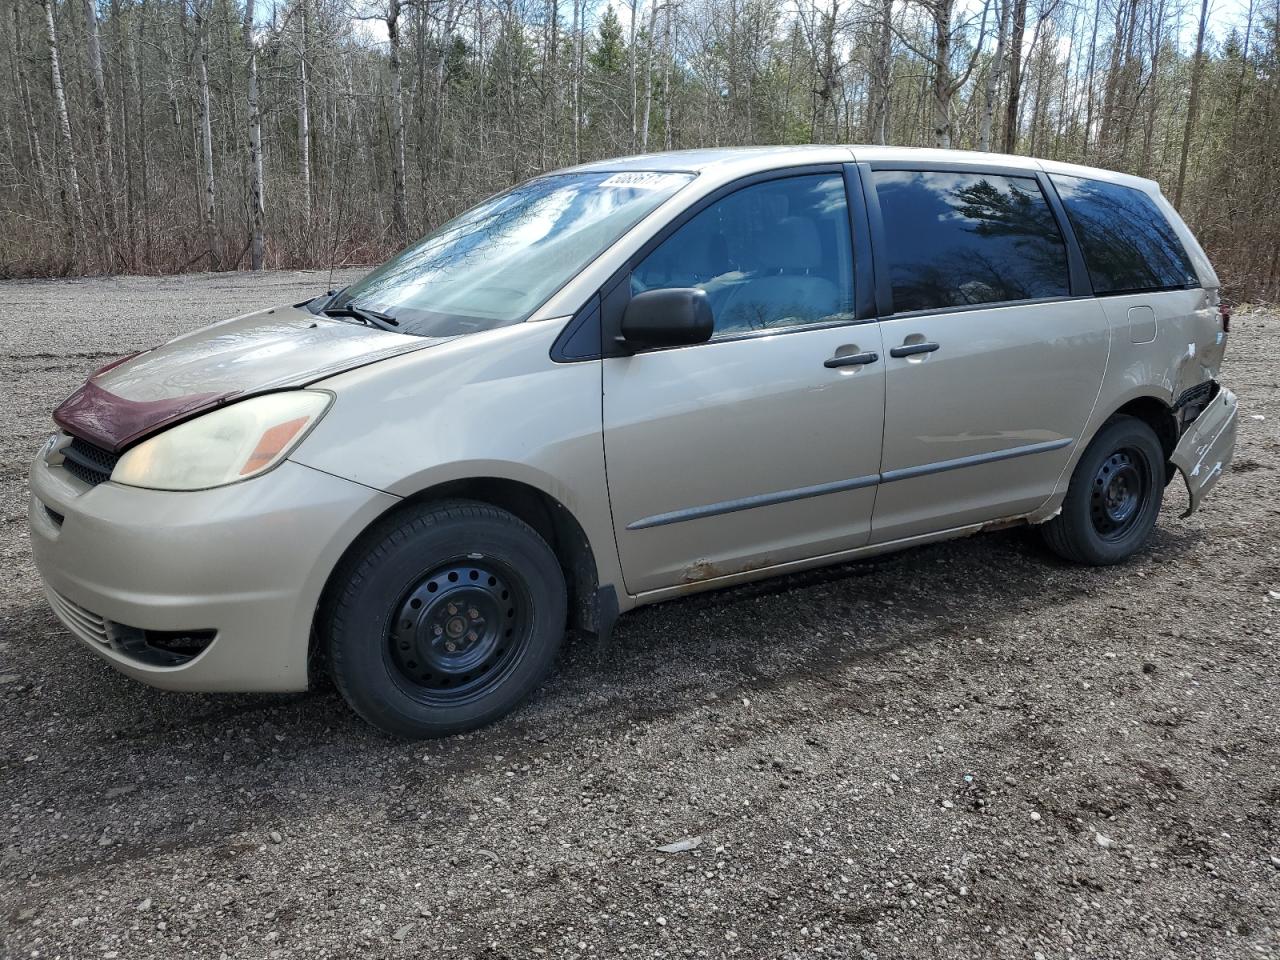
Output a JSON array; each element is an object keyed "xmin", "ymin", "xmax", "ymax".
[{"xmin": 1, "ymin": 273, "xmax": 1277, "ymax": 958}]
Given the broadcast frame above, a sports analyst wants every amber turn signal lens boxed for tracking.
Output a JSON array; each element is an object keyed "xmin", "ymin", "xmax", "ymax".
[{"xmin": 240, "ymin": 416, "xmax": 310, "ymax": 476}]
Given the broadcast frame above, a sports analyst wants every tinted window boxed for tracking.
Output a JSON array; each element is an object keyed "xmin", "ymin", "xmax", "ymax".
[
  {"xmin": 1050, "ymin": 174, "xmax": 1198, "ymax": 294},
  {"xmin": 631, "ymin": 174, "xmax": 854, "ymax": 337},
  {"xmin": 872, "ymin": 170, "xmax": 1071, "ymax": 313}
]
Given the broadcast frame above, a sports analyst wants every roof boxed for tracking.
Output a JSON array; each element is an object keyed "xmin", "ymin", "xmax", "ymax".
[{"xmin": 562, "ymin": 144, "xmax": 1157, "ymax": 191}]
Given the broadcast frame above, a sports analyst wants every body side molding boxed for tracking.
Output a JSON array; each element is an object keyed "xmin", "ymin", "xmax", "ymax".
[{"xmin": 626, "ymin": 437, "xmax": 1074, "ymax": 531}]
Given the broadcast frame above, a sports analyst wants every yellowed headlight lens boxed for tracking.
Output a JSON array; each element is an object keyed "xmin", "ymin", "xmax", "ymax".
[{"xmin": 111, "ymin": 391, "xmax": 332, "ymax": 491}]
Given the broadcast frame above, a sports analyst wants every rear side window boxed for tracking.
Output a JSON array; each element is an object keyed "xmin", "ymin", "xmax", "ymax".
[
  {"xmin": 631, "ymin": 174, "xmax": 855, "ymax": 338},
  {"xmin": 1049, "ymin": 175, "xmax": 1198, "ymax": 295},
  {"xmin": 872, "ymin": 170, "xmax": 1071, "ymax": 313}
]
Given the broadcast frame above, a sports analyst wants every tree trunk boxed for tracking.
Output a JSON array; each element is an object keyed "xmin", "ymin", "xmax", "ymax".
[
  {"xmin": 244, "ymin": 0, "xmax": 265, "ymax": 268},
  {"xmin": 662, "ymin": 0, "xmax": 674, "ymax": 148},
  {"xmin": 194, "ymin": 0, "xmax": 222, "ymax": 268},
  {"xmin": 641, "ymin": 0, "xmax": 659, "ymax": 149},
  {"xmin": 628, "ymin": 0, "xmax": 638, "ymax": 149},
  {"xmin": 867, "ymin": 0, "xmax": 893, "ymax": 143},
  {"xmin": 979, "ymin": 0, "xmax": 1008, "ymax": 151},
  {"xmin": 931, "ymin": 0, "xmax": 953, "ymax": 148},
  {"xmin": 1098, "ymin": 0, "xmax": 1134, "ymax": 152},
  {"xmin": 388, "ymin": 0, "xmax": 408, "ymax": 244},
  {"xmin": 83, "ymin": 0, "xmax": 117, "ymax": 259},
  {"xmin": 571, "ymin": 0, "xmax": 581, "ymax": 161},
  {"xmin": 298, "ymin": 0, "xmax": 312, "ymax": 218},
  {"xmin": 1174, "ymin": 0, "xmax": 1209, "ymax": 208},
  {"xmin": 1139, "ymin": 0, "xmax": 1166, "ymax": 177},
  {"xmin": 135, "ymin": 0, "xmax": 153, "ymax": 262},
  {"xmin": 1001, "ymin": 0, "xmax": 1026, "ymax": 153},
  {"xmin": 113, "ymin": 0, "xmax": 139, "ymax": 267},
  {"xmin": 1081, "ymin": 5, "xmax": 1100, "ymax": 153},
  {"xmin": 544, "ymin": 0, "xmax": 559, "ymax": 164},
  {"xmin": 10, "ymin": 0, "xmax": 50, "ymax": 210},
  {"xmin": 41, "ymin": 0, "xmax": 88, "ymax": 262}
]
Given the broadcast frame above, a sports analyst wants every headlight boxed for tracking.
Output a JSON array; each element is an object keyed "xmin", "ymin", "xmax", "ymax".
[{"xmin": 111, "ymin": 391, "xmax": 332, "ymax": 491}]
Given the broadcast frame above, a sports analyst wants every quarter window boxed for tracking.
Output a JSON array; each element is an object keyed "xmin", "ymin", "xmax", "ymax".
[
  {"xmin": 872, "ymin": 170, "xmax": 1071, "ymax": 313},
  {"xmin": 1050, "ymin": 174, "xmax": 1198, "ymax": 295},
  {"xmin": 630, "ymin": 174, "xmax": 855, "ymax": 338}
]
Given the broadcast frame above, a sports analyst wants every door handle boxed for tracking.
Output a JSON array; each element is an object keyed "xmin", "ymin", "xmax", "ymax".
[
  {"xmin": 824, "ymin": 351, "xmax": 879, "ymax": 368},
  {"xmin": 889, "ymin": 341, "xmax": 940, "ymax": 358}
]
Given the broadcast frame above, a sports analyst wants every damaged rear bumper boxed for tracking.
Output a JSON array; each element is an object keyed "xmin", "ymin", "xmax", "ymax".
[{"xmin": 1170, "ymin": 383, "xmax": 1238, "ymax": 517}]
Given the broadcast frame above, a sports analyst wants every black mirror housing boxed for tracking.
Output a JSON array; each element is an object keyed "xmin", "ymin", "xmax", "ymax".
[{"xmin": 620, "ymin": 288, "xmax": 714, "ymax": 348}]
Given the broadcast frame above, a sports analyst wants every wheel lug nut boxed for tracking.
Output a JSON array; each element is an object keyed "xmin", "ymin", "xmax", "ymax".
[
  {"xmin": 433, "ymin": 625, "xmax": 443, "ymax": 636},
  {"xmin": 466, "ymin": 630, "xmax": 478, "ymax": 642},
  {"xmin": 445, "ymin": 642, "xmax": 456, "ymax": 652},
  {"xmin": 447, "ymin": 603, "xmax": 458, "ymax": 615},
  {"xmin": 468, "ymin": 607, "xmax": 479, "ymax": 620}
]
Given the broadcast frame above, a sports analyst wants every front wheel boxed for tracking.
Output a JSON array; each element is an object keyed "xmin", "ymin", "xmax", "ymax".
[
  {"xmin": 323, "ymin": 500, "xmax": 567, "ymax": 738},
  {"xmin": 1041, "ymin": 416, "xmax": 1165, "ymax": 566}
]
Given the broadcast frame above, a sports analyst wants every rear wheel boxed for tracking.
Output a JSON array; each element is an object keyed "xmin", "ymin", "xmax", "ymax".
[
  {"xmin": 1041, "ymin": 416, "xmax": 1165, "ymax": 566},
  {"xmin": 324, "ymin": 500, "xmax": 567, "ymax": 738}
]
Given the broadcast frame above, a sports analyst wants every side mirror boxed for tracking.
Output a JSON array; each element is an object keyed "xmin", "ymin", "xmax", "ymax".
[{"xmin": 620, "ymin": 288, "xmax": 714, "ymax": 349}]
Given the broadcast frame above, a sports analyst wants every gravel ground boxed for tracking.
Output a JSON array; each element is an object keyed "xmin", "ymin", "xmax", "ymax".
[{"xmin": 1, "ymin": 272, "xmax": 1277, "ymax": 960}]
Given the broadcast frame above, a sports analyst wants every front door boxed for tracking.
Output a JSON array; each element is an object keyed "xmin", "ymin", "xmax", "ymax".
[
  {"xmin": 602, "ymin": 172, "xmax": 886, "ymax": 594},
  {"xmin": 863, "ymin": 167, "xmax": 1110, "ymax": 543}
]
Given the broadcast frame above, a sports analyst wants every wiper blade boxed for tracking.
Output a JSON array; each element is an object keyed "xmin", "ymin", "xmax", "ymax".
[{"xmin": 321, "ymin": 304, "xmax": 400, "ymax": 331}]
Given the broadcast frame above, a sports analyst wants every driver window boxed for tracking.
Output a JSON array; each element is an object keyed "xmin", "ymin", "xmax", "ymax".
[{"xmin": 630, "ymin": 174, "xmax": 855, "ymax": 338}]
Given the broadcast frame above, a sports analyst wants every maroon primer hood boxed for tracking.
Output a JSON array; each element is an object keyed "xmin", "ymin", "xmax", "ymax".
[
  {"xmin": 52, "ymin": 306, "xmax": 440, "ymax": 453},
  {"xmin": 54, "ymin": 378, "xmax": 237, "ymax": 453}
]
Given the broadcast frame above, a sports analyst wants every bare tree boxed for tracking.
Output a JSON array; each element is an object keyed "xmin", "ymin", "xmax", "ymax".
[
  {"xmin": 1001, "ymin": 0, "xmax": 1026, "ymax": 152},
  {"xmin": 865, "ymin": 0, "xmax": 894, "ymax": 144},
  {"xmin": 193, "ymin": 0, "xmax": 222, "ymax": 268},
  {"xmin": 40, "ymin": 0, "xmax": 88, "ymax": 258},
  {"xmin": 641, "ymin": 0, "xmax": 662, "ymax": 149},
  {"xmin": 1174, "ymin": 0, "xmax": 1210, "ymax": 207},
  {"xmin": 244, "ymin": 0, "xmax": 265, "ymax": 268},
  {"xmin": 9, "ymin": 0, "xmax": 49, "ymax": 211},
  {"xmin": 628, "ymin": 0, "xmax": 639, "ymax": 149},
  {"xmin": 387, "ymin": 0, "xmax": 408, "ymax": 243},
  {"xmin": 3, "ymin": 0, "xmax": 1278, "ymax": 300},
  {"xmin": 297, "ymin": 0, "xmax": 313, "ymax": 218},
  {"xmin": 978, "ymin": 0, "xmax": 1008, "ymax": 151},
  {"xmin": 82, "ymin": 0, "xmax": 117, "ymax": 264},
  {"xmin": 898, "ymin": 0, "xmax": 991, "ymax": 148}
]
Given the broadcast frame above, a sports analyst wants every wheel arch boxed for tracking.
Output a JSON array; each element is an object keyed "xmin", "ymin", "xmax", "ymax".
[
  {"xmin": 309, "ymin": 475, "xmax": 610, "ymax": 684},
  {"xmin": 1107, "ymin": 394, "xmax": 1179, "ymax": 466}
]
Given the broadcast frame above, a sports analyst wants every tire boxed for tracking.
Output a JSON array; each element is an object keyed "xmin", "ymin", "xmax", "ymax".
[
  {"xmin": 323, "ymin": 500, "xmax": 567, "ymax": 738},
  {"xmin": 1041, "ymin": 415, "xmax": 1165, "ymax": 566}
]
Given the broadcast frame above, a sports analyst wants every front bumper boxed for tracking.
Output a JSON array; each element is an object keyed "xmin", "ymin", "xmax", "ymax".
[
  {"xmin": 1171, "ymin": 384, "xmax": 1238, "ymax": 517},
  {"xmin": 28, "ymin": 452, "xmax": 398, "ymax": 692}
]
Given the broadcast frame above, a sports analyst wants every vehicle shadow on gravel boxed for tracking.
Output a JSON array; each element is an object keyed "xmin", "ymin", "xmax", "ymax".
[
  {"xmin": 16, "ymin": 515, "xmax": 1202, "ymax": 750},
  {"xmin": 4, "ymin": 512, "xmax": 1205, "ymax": 875}
]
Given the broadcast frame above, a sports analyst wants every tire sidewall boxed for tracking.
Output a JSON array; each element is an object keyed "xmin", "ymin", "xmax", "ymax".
[
  {"xmin": 328, "ymin": 506, "xmax": 566, "ymax": 738},
  {"xmin": 1062, "ymin": 417, "xmax": 1165, "ymax": 565}
]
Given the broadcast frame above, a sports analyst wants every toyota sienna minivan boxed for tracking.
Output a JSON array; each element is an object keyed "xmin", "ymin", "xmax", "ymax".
[{"xmin": 29, "ymin": 146, "xmax": 1238, "ymax": 738}]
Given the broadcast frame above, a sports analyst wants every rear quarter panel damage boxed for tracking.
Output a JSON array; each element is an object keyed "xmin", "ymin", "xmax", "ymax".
[
  {"xmin": 1170, "ymin": 386, "xmax": 1238, "ymax": 517},
  {"xmin": 1033, "ymin": 286, "xmax": 1227, "ymax": 520}
]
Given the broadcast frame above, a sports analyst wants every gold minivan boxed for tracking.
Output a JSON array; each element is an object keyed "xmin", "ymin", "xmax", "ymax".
[{"xmin": 28, "ymin": 146, "xmax": 1238, "ymax": 738}]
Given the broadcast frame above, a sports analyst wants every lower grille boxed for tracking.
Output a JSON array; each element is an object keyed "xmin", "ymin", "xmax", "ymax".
[
  {"xmin": 60, "ymin": 436, "xmax": 119, "ymax": 487},
  {"xmin": 47, "ymin": 589, "xmax": 111, "ymax": 646},
  {"xmin": 46, "ymin": 588, "xmax": 215, "ymax": 666}
]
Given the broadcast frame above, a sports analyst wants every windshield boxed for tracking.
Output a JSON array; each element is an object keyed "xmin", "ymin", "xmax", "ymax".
[{"xmin": 338, "ymin": 171, "xmax": 695, "ymax": 337}]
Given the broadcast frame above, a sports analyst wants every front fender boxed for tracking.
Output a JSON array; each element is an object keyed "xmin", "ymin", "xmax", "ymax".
[{"xmin": 1170, "ymin": 385, "xmax": 1238, "ymax": 518}]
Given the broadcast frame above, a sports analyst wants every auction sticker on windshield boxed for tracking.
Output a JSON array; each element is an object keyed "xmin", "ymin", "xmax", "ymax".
[{"xmin": 599, "ymin": 172, "xmax": 691, "ymax": 191}]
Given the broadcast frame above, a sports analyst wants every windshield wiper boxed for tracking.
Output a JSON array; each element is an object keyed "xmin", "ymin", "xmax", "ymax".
[{"xmin": 322, "ymin": 304, "xmax": 400, "ymax": 332}]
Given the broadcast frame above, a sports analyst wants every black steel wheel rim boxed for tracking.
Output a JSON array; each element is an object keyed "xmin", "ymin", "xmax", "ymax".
[
  {"xmin": 1089, "ymin": 446, "xmax": 1150, "ymax": 541},
  {"xmin": 386, "ymin": 558, "xmax": 530, "ymax": 704}
]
